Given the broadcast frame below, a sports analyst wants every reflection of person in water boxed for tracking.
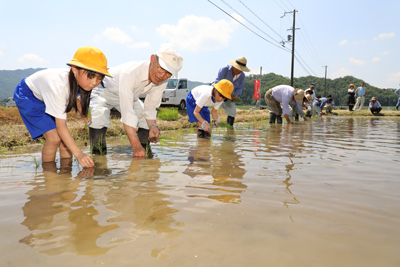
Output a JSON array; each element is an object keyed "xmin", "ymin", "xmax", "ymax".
[
  {"xmin": 102, "ymin": 158, "xmax": 183, "ymax": 240},
  {"xmin": 20, "ymin": 159, "xmax": 117, "ymax": 256},
  {"xmin": 183, "ymin": 130, "xmax": 247, "ymax": 204}
]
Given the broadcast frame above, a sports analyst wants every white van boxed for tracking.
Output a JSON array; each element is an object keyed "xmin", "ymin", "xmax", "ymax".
[
  {"xmin": 5, "ymin": 97, "xmax": 16, "ymax": 108},
  {"xmin": 140, "ymin": 78, "xmax": 189, "ymax": 110}
]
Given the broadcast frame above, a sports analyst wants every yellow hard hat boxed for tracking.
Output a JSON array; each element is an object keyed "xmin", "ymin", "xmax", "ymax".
[
  {"xmin": 67, "ymin": 46, "xmax": 112, "ymax": 77},
  {"xmin": 214, "ymin": 79, "xmax": 234, "ymax": 99}
]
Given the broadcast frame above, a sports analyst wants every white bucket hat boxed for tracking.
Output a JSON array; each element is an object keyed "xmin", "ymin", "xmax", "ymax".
[
  {"xmin": 156, "ymin": 48, "xmax": 183, "ymax": 78},
  {"xmin": 229, "ymin": 56, "xmax": 251, "ymax": 72}
]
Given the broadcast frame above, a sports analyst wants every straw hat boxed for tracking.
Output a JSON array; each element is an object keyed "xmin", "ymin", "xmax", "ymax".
[
  {"xmin": 214, "ymin": 79, "xmax": 234, "ymax": 99},
  {"xmin": 293, "ymin": 89, "xmax": 305, "ymax": 103},
  {"xmin": 305, "ymin": 94, "xmax": 313, "ymax": 103},
  {"xmin": 67, "ymin": 46, "xmax": 112, "ymax": 77},
  {"xmin": 370, "ymin": 97, "xmax": 377, "ymax": 101},
  {"xmin": 229, "ymin": 56, "xmax": 251, "ymax": 72},
  {"xmin": 349, "ymin": 84, "xmax": 355, "ymax": 88}
]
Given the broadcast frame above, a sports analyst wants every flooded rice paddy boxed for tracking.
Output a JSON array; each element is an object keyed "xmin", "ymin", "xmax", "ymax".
[{"xmin": 1, "ymin": 117, "xmax": 400, "ymax": 267}]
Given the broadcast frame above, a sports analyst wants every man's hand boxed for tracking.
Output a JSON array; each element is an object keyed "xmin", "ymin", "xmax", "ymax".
[
  {"xmin": 132, "ymin": 145, "xmax": 146, "ymax": 157},
  {"xmin": 149, "ymin": 125, "xmax": 160, "ymax": 143}
]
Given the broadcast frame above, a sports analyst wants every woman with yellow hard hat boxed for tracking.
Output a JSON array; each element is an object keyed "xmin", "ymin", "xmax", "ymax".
[
  {"xmin": 13, "ymin": 46, "xmax": 112, "ymax": 168},
  {"xmin": 186, "ymin": 79, "xmax": 234, "ymax": 137}
]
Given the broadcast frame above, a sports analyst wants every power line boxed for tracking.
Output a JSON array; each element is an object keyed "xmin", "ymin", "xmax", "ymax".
[
  {"xmin": 297, "ymin": 14, "xmax": 325, "ymax": 65},
  {"xmin": 220, "ymin": 0, "xmax": 284, "ymax": 47},
  {"xmin": 237, "ymin": 0, "xmax": 286, "ymax": 41},
  {"xmin": 207, "ymin": 0, "xmax": 291, "ymax": 53},
  {"xmin": 273, "ymin": 0, "xmax": 288, "ymax": 12},
  {"xmin": 295, "ymin": 51, "xmax": 317, "ymax": 76}
]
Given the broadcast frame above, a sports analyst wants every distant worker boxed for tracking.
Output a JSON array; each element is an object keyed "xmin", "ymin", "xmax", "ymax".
[
  {"xmin": 13, "ymin": 46, "xmax": 111, "ymax": 168},
  {"xmin": 348, "ymin": 84, "xmax": 356, "ymax": 111},
  {"xmin": 215, "ymin": 56, "xmax": 251, "ymax": 127},
  {"xmin": 186, "ymin": 79, "xmax": 234, "ymax": 138},
  {"xmin": 369, "ymin": 97, "xmax": 382, "ymax": 114},
  {"xmin": 353, "ymin": 82, "xmax": 369, "ymax": 111},
  {"xmin": 88, "ymin": 48, "xmax": 183, "ymax": 157},
  {"xmin": 264, "ymin": 85, "xmax": 307, "ymax": 124},
  {"xmin": 325, "ymin": 94, "xmax": 334, "ymax": 114},
  {"xmin": 395, "ymin": 84, "xmax": 400, "ymax": 111}
]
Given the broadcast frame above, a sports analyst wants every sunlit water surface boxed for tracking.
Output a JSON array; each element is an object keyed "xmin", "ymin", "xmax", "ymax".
[{"xmin": 1, "ymin": 117, "xmax": 399, "ymax": 267}]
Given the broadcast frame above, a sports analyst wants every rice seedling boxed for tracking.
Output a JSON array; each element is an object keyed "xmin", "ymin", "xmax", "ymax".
[
  {"xmin": 84, "ymin": 108, "xmax": 92, "ymax": 131},
  {"xmin": 31, "ymin": 155, "xmax": 39, "ymax": 169},
  {"xmin": 218, "ymin": 122, "xmax": 233, "ymax": 129}
]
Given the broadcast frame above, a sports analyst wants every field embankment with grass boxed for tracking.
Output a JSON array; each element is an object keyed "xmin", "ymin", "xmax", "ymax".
[{"xmin": 1, "ymin": 107, "xmax": 399, "ymax": 150}]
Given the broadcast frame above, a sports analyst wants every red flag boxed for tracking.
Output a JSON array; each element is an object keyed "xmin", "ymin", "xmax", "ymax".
[{"xmin": 254, "ymin": 79, "xmax": 260, "ymax": 99}]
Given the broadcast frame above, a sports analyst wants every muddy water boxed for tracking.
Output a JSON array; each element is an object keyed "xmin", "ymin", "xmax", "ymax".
[{"xmin": 1, "ymin": 117, "xmax": 399, "ymax": 267}]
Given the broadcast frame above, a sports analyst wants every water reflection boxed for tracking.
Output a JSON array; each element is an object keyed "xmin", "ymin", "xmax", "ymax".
[
  {"xmin": 105, "ymin": 158, "xmax": 183, "ymax": 241},
  {"xmin": 183, "ymin": 129, "xmax": 247, "ymax": 204},
  {"xmin": 19, "ymin": 156, "xmax": 183, "ymax": 257},
  {"xmin": 20, "ymin": 159, "xmax": 117, "ymax": 256}
]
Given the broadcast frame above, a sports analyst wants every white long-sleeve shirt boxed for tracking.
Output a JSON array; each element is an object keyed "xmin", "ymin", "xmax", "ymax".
[
  {"xmin": 102, "ymin": 61, "xmax": 167, "ymax": 128},
  {"xmin": 369, "ymin": 101, "xmax": 381, "ymax": 109},
  {"xmin": 271, "ymin": 85, "xmax": 296, "ymax": 117}
]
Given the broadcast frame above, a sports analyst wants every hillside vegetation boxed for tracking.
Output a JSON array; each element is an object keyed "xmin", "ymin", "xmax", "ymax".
[
  {"xmin": 0, "ymin": 68, "xmax": 45, "ymax": 100},
  {"xmin": 241, "ymin": 73, "xmax": 398, "ymax": 107}
]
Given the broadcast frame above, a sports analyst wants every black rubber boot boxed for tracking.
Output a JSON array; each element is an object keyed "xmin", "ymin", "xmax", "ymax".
[
  {"xmin": 269, "ymin": 113, "xmax": 277, "ymax": 124},
  {"xmin": 89, "ymin": 127, "xmax": 107, "ymax": 155},
  {"xmin": 137, "ymin": 128, "xmax": 151, "ymax": 153},
  {"xmin": 227, "ymin": 116, "xmax": 235, "ymax": 127},
  {"xmin": 295, "ymin": 113, "xmax": 299, "ymax": 121},
  {"xmin": 276, "ymin": 115, "xmax": 283, "ymax": 124}
]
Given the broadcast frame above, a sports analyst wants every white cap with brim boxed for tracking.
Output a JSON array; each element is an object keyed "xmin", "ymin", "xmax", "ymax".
[
  {"xmin": 293, "ymin": 89, "xmax": 305, "ymax": 103},
  {"xmin": 156, "ymin": 48, "xmax": 183, "ymax": 78}
]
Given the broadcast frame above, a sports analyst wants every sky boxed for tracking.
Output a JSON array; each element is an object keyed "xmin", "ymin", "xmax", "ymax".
[{"xmin": 0, "ymin": 0, "xmax": 399, "ymax": 89}]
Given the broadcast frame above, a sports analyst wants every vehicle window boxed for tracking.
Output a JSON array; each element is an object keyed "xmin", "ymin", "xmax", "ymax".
[
  {"xmin": 179, "ymin": 81, "xmax": 187, "ymax": 89},
  {"xmin": 166, "ymin": 79, "xmax": 178, "ymax": 89}
]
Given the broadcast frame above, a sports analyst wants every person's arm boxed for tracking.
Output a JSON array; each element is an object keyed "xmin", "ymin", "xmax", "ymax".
[
  {"xmin": 355, "ymin": 88, "xmax": 359, "ymax": 97},
  {"xmin": 365, "ymin": 88, "xmax": 369, "ymax": 96},
  {"xmin": 77, "ymin": 98, "xmax": 91, "ymax": 124},
  {"xmin": 283, "ymin": 114, "xmax": 292, "ymax": 124},
  {"xmin": 55, "ymin": 118, "xmax": 94, "ymax": 167},
  {"xmin": 193, "ymin": 105, "xmax": 210, "ymax": 131},
  {"xmin": 211, "ymin": 108, "xmax": 218, "ymax": 124},
  {"xmin": 124, "ymin": 124, "xmax": 146, "ymax": 157},
  {"xmin": 146, "ymin": 119, "xmax": 160, "ymax": 143}
]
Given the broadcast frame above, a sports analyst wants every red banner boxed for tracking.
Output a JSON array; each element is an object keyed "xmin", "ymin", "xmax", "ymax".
[{"xmin": 254, "ymin": 79, "xmax": 260, "ymax": 99}]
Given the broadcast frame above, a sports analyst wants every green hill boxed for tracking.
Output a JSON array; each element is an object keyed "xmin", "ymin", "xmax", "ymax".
[
  {"xmin": 0, "ymin": 68, "xmax": 45, "ymax": 100},
  {"xmin": 241, "ymin": 73, "xmax": 398, "ymax": 107}
]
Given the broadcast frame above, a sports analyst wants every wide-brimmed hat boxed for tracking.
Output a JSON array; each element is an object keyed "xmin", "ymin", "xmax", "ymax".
[
  {"xmin": 229, "ymin": 56, "xmax": 251, "ymax": 72},
  {"xmin": 156, "ymin": 48, "xmax": 183, "ymax": 78},
  {"xmin": 349, "ymin": 84, "xmax": 355, "ymax": 88},
  {"xmin": 370, "ymin": 97, "xmax": 377, "ymax": 101},
  {"xmin": 214, "ymin": 79, "xmax": 234, "ymax": 100},
  {"xmin": 293, "ymin": 89, "xmax": 305, "ymax": 103},
  {"xmin": 67, "ymin": 46, "xmax": 112, "ymax": 77},
  {"xmin": 305, "ymin": 94, "xmax": 313, "ymax": 103}
]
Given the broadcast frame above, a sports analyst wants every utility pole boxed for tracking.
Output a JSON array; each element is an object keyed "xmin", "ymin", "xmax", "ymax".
[
  {"xmin": 282, "ymin": 10, "xmax": 299, "ymax": 87},
  {"xmin": 323, "ymin": 65, "xmax": 327, "ymax": 96},
  {"xmin": 258, "ymin": 66, "xmax": 262, "ymax": 109}
]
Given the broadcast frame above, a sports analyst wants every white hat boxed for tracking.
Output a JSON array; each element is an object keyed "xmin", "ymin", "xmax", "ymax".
[
  {"xmin": 156, "ymin": 48, "xmax": 183, "ymax": 78},
  {"xmin": 293, "ymin": 89, "xmax": 305, "ymax": 103}
]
